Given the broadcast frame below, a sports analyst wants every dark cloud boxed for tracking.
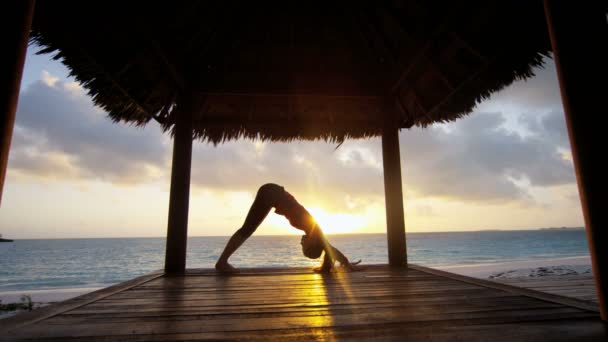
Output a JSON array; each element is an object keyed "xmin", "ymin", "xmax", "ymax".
[
  {"xmin": 519, "ymin": 109, "xmax": 570, "ymax": 148},
  {"xmin": 10, "ymin": 79, "xmax": 169, "ymax": 183},
  {"xmin": 400, "ymin": 110, "xmax": 575, "ymax": 202},
  {"xmin": 481, "ymin": 59, "xmax": 563, "ymax": 112}
]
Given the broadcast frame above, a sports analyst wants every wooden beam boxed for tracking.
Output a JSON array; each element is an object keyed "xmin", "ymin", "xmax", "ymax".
[
  {"xmin": 423, "ymin": 59, "xmax": 491, "ymax": 119},
  {"xmin": 194, "ymin": 121, "xmax": 385, "ymax": 131},
  {"xmin": 426, "ymin": 59, "xmax": 455, "ymax": 91},
  {"xmin": 386, "ymin": 1, "xmax": 493, "ymax": 95},
  {"xmin": 200, "ymin": 92, "xmax": 383, "ymax": 99},
  {"xmin": 149, "ymin": 39, "xmax": 186, "ymax": 90},
  {"xmin": 449, "ymin": 32, "xmax": 489, "ymax": 64},
  {"xmin": 381, "ymin": 111, "xmax": 407, "ymax": 267},
  {"xmin": 394, "ymin": 96, "xmax": 412, "ymax": 127},
  {"xmin": 544, "ymin": 0, "xmax": 608, "ymax": 321},
  {"xmin": 164, "ymin": 95, "xmax": 196, "ymax": 273},
  {"xmin": 389, "ymin": 25, "xmax": 445, "ymax": 94},
  {"xmin": 0, "ymin": 0, "xmax": 35, "ymax": 205},
  {"xmin": 354, "ymin": 10, "xmax": 398, "ymax": 69}
]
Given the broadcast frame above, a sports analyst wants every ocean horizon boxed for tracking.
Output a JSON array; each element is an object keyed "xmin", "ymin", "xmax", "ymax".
[
  {"xmin": 1, "ymin": 226, "xmax": 586, "ymax": 240},
  {"xmin": 0, "ymin": 229, "xmax": 591, "ymax": 296}
]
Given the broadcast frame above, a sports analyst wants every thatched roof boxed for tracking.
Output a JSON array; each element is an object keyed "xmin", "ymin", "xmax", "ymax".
[{"xmin": 30, "ymin": 1, "xmax": 551, "ymax": 144}]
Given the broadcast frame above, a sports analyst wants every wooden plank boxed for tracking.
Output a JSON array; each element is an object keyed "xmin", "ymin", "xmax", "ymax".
[
  {"xmin": 138, "ymin": 273, "xmax": 440, "ymax": 289},
  {"xmin": 50, "ymin": 303, "xmax": 579, "ymax": 325},
  {"xmin": 95, "ymin": 282, "xmax": 499, "ymax": 298},
  {"xmin": 0, "ymin": 270, "xmax": 164, "ymax": 334},
  {"xmin": 80, "ymin": 292, "xmax": 517, "ymax": 312},
  {"xmin": 129, "ymin": 279, "xmax": 472, "ymax": 291},
  {"xmin": 74, "ymin": 290, "xmax": 524, "ymax": 312},
  {"xmin": 122, "ymin": 284, "xmax": 478, "ymax": 297},
  {"xmin": 67, "ymin": 300, "xmax": 562, "ymax": 318},
  {"xmin": 12, "ymin": 318, "xmax": 604, "ymax": 342},
  {"xmin": 85, "ymin": 293, "xmax": 509, "ymax": 311},
  {"xmin": 43, "ymin": 318, "xmax": 608, "ymax": 342},
  {"xmin": 11, "ymin": 307, "xmax": 594, "ymax": 339},
  {"xmin": 109, "ymin": 280, "xmax": 482, "ymax": 295},
  {"xmin": 61, "ymin": 300, "xmax": 565, "ymax": 320}
]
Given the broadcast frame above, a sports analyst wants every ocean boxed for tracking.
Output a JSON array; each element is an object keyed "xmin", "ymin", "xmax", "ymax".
[{"xmin": 0, "ymin": 230, "xmax": 590, "ymax": 293}]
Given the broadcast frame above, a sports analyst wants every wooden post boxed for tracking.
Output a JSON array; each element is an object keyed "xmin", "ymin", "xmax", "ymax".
[
  {"xmin": 164, "ymin": 97, "xmax": 194, "ymax": 273},
  {"xmin": 0, "ymin": 0, "xmax": 35, "ymax": 206},
  {"xmin": 382, "ymin": 123, "xmax": 407, "ymax": 267},
  {"xmin": 544, "ymin": 0, "xmax": 608, "ymax": 320}
]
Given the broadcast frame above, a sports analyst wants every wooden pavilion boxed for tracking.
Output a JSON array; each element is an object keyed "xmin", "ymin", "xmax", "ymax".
[{"xmin": 1, "ymin": 1, "xmax": 607, "ymax": 340}]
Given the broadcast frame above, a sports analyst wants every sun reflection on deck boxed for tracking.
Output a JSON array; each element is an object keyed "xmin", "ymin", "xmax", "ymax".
[{"xmin": 298, "ymin": 273, "xmax": 335, "ymax": 340}]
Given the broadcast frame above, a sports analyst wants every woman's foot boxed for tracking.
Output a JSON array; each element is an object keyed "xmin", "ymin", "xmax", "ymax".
[{"xmin": 215, "ymin": 261, "xmax": 238, "ymax": 274}]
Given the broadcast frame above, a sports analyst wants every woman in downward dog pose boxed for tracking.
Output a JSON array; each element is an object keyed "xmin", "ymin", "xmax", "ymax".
[{"xmin": 215, "ymin": 183, "xmax": 361, "ymax": 273}]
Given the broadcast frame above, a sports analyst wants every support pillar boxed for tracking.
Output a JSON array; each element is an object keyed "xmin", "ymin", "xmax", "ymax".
[
  {"xmin": 164, "ymin": 98, "xmax": 194, "ymax": 273},
  {"xmin": 382, "ymin": 124, "xmax": 407, "ymax": 267},
  {"xmin": 544, "ymin": 0, "xmax": 608, "ymax": 320},
  {"xmin": 0, "ymin": 0, "xmax": 35, "ymax": 205}
]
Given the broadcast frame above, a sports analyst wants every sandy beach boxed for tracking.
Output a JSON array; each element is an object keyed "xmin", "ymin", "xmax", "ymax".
[
  {"xmin": 0, "ymin": 286, "xmax": 103, "ymax": 305},
  {"xmin": 437, "ymin": 255, "xmax": 592, "ymax": 278},
  {"xmin": 0, "ymin": 287, "xmax": 102, "ymax": 320}
]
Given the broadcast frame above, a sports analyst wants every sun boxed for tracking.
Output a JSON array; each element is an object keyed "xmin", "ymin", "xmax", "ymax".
[{"xmin": 306, "ymin": 206, "xmax": 365, "ymax": 234}]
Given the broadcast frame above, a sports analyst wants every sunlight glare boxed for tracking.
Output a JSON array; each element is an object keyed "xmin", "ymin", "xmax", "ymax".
[{"xmin": 307, "ymin": 207, "xmax": 365, "ymax": 234}]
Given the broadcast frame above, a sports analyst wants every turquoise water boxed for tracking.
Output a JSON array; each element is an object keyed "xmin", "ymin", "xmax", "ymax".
[{"xmin": 0, "ymin": 230, "xmax": 589, "ymax": 292}]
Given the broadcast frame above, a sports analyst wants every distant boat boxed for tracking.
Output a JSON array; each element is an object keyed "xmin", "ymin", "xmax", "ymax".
[{"xmin": 0, "ymin": 234, "xmax": 13, "ymax": 242}]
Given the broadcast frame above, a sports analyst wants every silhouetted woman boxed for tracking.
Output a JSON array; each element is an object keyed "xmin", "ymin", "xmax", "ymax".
[{"xmin": 216, "ymin": 183, "xmax": 361, "ymax": 273}]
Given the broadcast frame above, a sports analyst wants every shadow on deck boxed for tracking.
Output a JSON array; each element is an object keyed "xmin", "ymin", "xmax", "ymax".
[{"xmin": 1, "ymin": 265, "xmax": 606, "ymax": 341}]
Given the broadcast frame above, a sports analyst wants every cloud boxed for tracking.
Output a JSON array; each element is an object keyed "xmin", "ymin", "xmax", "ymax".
[
  {"xmin": 10, "ymin": 75, "xmax": 169, "ymax": 184},
  {"xmin": 189, "ymin": 139, "xmax": 385, "ymax": 211},
  {"xmin": 10, "ymin": 68, "xmax": 576, "ymax": 210},
  {"xmin": 41, "ymin": 70, "xmax": 59, "ymax": 88},
  {"xmin": 519, "ymin": 109, "xmax": 570, "ymax": 148},
  {"xmin": 399, "ymin": 110, "xmax": 575, "ymax": 202},
  {"xmin": 188, "ymin": 109, "xmax": 575, "ymax": 207},
  {"xmin": 477, "ymin": 59, "xmax": 563, "ymax": 113}
]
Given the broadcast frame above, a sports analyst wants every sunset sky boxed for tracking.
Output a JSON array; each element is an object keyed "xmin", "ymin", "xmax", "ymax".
[{"xmin": 0, "ymin": 46, "xmax": 584, "ymax": 239}]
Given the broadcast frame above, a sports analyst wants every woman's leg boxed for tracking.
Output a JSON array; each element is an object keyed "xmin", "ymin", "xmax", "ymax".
[{"xmin": 215, "ymin": 184, "xmax": 282, "ymax": 271}]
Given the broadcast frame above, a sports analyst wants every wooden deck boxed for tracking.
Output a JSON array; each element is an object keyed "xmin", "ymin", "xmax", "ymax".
[
  {"xmin": 493, "ymin": 275, "xmax": 599, "ymax": 304},
  {"xmin": 1, "ymin": 265, "xmax": 606, "ymax": 341}
]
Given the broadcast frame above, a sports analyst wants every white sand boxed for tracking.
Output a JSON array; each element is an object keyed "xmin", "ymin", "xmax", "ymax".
[
  {"xmin": 0, "ymin": 287, "xmax": 102, "ymax": 305},
  {"xmin": 1, "ymin": 287, "xmax": 104, "ymax": 320},
  {"xmin": 437, "ymin": 256, "xmax": 592, "ymax": 278}
]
